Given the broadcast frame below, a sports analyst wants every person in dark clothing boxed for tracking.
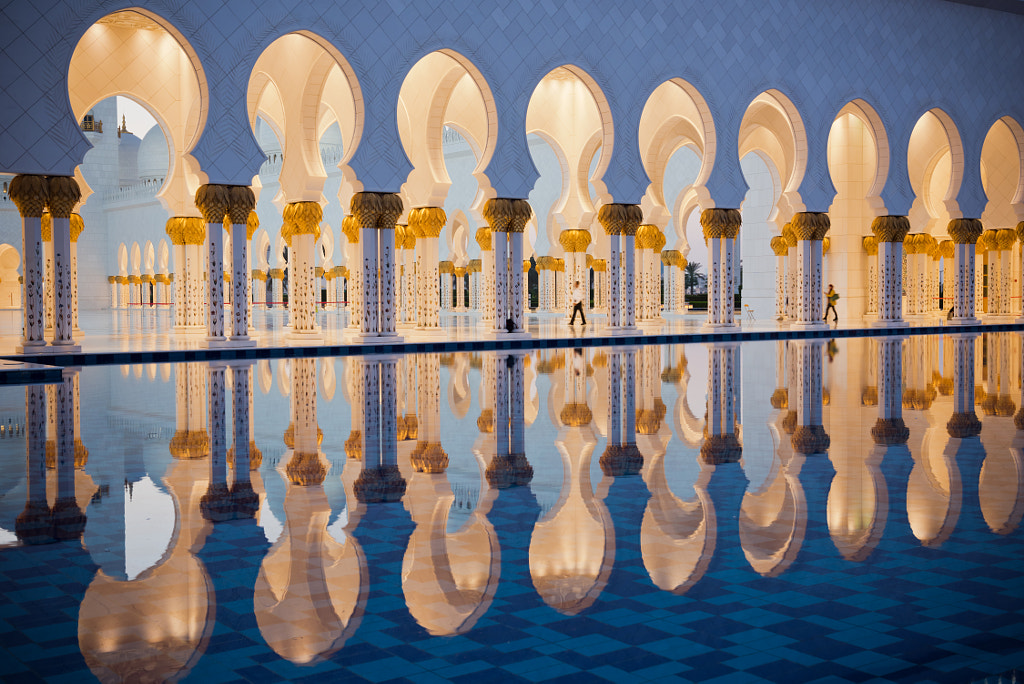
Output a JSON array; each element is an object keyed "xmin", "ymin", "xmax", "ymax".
[
  {"xmin": 824, "ymin": 284, "xmax": 839, "ymax": 323},
  {"xmin": 569, "ymin": 280, "xmax": 587, "ymax": 325}
]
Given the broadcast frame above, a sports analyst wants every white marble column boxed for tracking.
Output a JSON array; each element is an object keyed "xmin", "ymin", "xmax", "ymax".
[
  {"xmin": 947, "ymin": 219, "xmax": 984, "ymax": 325},
  {"xmin": 351, "ymin": 192, "xmax": 402, "ymax": 341},
  {"xmin": 871, "ymin": 217, "xmax": 910, "ymax": 327},
  {"xmin": 46, "ymin": 178, "xmax": 79, "ymax": 350},
  {"xmin": 196, "ymin": 185, "xmax": 229, "ymax": 343},
  {"xmin": 10, "ymin": 175, "xmax": 48, "ymax": 352},
  {"xmin": 228, "ymin": 202, "xmax": 256, "ymax": 343}
]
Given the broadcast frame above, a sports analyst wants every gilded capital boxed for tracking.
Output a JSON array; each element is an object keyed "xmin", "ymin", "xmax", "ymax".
[
  {"xmin": 770, "ymin": 236, "xmax": 789, "ymax": 256},
  {"xmin": 1017, "ymin": 221, "xmax": 1024, "ymax": 244},
  {"xmin": 700, "ymin": 208, "xmax": 741, "ymax": 240},
  {"xmin": 559, "ymin": 228, "xmax": 591, "ymax": 253},
  {"xmin": 939, "ymin": 239, "xmax": 954, "ymax": 259},
  {"xmin": 341, "ymin": 214, "xmax": 359, "ymax": 244},
  {"xmin": 224, "ymin": 186, "xmax": 255, "ymax": 225},
  {"xmin": 483, "ymin": 198, "xmax": 532, "ymax": 233},
  {"xmin": 862, "ymin": 235, "xmax": 877, "ymax": 255},
  {"xmin": 41, "ymin": 212, "xmax": 52, "ymax": 241},
  {"xmin": 870, "ymin": 215, "xmax": 910, "ymax": 243},
  {"xmin": 181, "ymin": 217, "xmax": 206, "ymax": 245},
  {"xmin": 980, "ymin": 229, "xmax": 999, "ymax": 251},
  {"xmin": 598, "ymin": 203, "xmax": 643, "ymax": 237},
  {"xmin": 782, "ymin": 223, "xmax": 796, "ymax": 248},
  {"xmin": 283, "ymin": 201, "xmax": 323, "ymax": 240},
  {"xmin": 408, "ymin": 206, "xmax": 447, "ymax": 238},
  {"xmin": 46, "ymin": 176, "xmax": 80, "ymax": 218},
  {"xmin": 439, "ymin": 260, "xmax": 455, "ymax": 274},
  {"xmin": 246, "ymin": 210, "xmax": 260, "ymax": 239},
  {"xmin": 70, "ymin": 213, "xmax": 84, "ymax": 242},
  {"xmin": 791, "ymin": 212, "xmax": 829, "ymax": 241},
  {"xmin": 475, "ymin": 226, "xmax": 492, "ymax": 250},
  {"xmin": 947, "ymin": 218, "xmax": 983, "ymax": 245},
  {"xmin": 996, "ymin": 228, "xmax": 1016, "ymax": 251},
  {"xmin": 8, "ymin": 174, "xmax": 48, "ymax": 218},
  {"xmin": 195, "ymin": 184, "xmax": 231, "ymax": 224},
  {"xmin": 351, "ymin": 191, "xmax": 403, "ymax": 230}
]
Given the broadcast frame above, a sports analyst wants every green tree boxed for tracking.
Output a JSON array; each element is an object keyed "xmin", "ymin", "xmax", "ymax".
[{"xmin": 684, "ymin": 261, "xmax": 705, "ymax": 295}]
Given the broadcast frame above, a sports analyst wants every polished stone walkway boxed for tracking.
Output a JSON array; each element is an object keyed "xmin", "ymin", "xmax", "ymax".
[{"xmin": 0, "ymin": 307, "xmax": 1021, "ymax": 368}]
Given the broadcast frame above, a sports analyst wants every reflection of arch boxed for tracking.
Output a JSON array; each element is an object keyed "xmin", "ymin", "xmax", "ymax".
[
  {"xmin": 908, "ymin": 427, "xmax": 964, "ymax": 547},
  {"xmin": 641, "ymin": 452, "xmax": 715, "ymax": 593},
  {"xmin": 827, "ymin": 445, "xmax": 889, "ymax": 562},
  {"xmin": 740, "ymin": 437, "xmax": 807, "ymax": 576},
  {"xmin": 979, "ymin": 438, "xmax": 1024, "ymax": 535},
  {"xmin": 257, "ymin": 359, "xmax": 273, "ymax": 395},
  {"xmin": 69, "ymin": 9, "xmax": 209, "ymax": 214}
]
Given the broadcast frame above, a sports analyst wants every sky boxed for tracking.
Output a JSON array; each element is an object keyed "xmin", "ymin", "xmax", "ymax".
[{"xmin": 117, "ymin": 96, "xmax": 157, "ymax": 138}]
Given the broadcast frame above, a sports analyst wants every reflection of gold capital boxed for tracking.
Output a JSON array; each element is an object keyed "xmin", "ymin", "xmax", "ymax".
[
  {"xmin": 485, "ymin": 453, "xmax": 533, "ymax": 489},
  {"xmin": 700, "ymin": 433, "xmax": 742, "ymax": 464},
  {"xmin": 410, "ymin": 441, "xmax": 448, "ymax": 473},
  {"xmin": 476, "ymin": 408, "xmax": 494, "ymax": 433},
  {"xmin": 559, "ymin": 402, "xmax": 593, "ymax": 427},
  {"xmin": 600, "ymin": 444, "xmax": 644, "ymax": 476},
  {"xmin": 701, "ymin": 208, "xmax": 741, "ymax": 240},
  {"xmin": 286, "ymin": 451, "xmax": 327, "ymax": 486},
  {"xmin": 791, "ymin": 425, "xmax": 830, "ymax": 455},
  {"xmin": 345, "ymin": 430, "xmax": 362, "ymax": 459},
  {"xmin": 870, "ymin": 418, "xmax": 909, "ymax": 445},
  {"xmin": 354, "ymin": 465, "xmax": 406, "ymax": 503},
  {"xmin": 770, "ymin": 388, "xmax": 789, "ymax": 410},
  {"xmin": 169, "ymin": 429, "xmax": 210, "ymax": 460},
  {"xmin": 947, "ymin": 411, "xmax": 982, "ymax": 438}
]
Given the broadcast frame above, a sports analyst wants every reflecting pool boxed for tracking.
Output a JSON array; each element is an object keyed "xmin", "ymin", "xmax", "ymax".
[{"xmin": 1, "ymin": 333, "xmax": 1023, "ymax": 682}]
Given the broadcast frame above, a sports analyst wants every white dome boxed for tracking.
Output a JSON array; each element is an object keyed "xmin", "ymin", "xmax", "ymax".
[
  {"xmin": 118, "ymin": 132, "xmax": 141, "ymax": 186},
  {"xmin": 137, "ymin": 126, "xmax": 169, "ymax": 182}
]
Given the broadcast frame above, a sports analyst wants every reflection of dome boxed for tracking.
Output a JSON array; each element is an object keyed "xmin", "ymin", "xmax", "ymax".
[
  {"xmin": 137, "ymin": 126, "xmax": 169, "ymax": 181},
  {"xmin": 118, "ymin": 132, "xmax": 141, "ymax": 186}
]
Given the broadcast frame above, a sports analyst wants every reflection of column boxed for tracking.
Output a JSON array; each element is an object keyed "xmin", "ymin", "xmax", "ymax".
[
  {"xmin": 16, "ymin": 385, "xmax": 52, "ymax": 544},
  {"xmin": 410, "ymin": 354, "xmax": 448, "ymax": 475},
  {"xmin": 791, "ymin": 340, "xmax": 830, "ymax": 456},
  {"xmin": 228, "ymin": 362, "xmax": 260, "ymax": 518},
  {"xmin": 947, "ymin": 334, "xmax": 982, "ymax": 438},
  {"xmin": 1017, "ymin": 224, "xmax": 1024, "ymax": 321},
  {"xmin": 947, "ymin": 218, "xmax": 984, "ymax": 324},
  {"xmin": 790, "ymin": 212, "xmax": 830, "ymax": 327},
  {"xmin": 354, "ymin": 357, "xmax": 406, "ymax": 502}
]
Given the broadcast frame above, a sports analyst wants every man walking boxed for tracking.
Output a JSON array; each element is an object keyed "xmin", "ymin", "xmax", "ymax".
[
  {"xmin": 824, "ymin": 284, "xmax": 839, "ymax": 324},
  {"xmin": 569, "ymin": 280, "xmax": 587, "ymax": 325}
]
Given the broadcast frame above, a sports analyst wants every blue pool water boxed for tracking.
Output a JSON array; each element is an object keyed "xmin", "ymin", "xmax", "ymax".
[{"xmin": 0, "ymin": 333, "xmax": 1022, "ymax": 682}]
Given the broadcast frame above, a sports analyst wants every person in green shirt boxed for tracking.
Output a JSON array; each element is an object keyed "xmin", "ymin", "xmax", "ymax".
[{"xmin": 824, "ymin": 284, "xmax": 839, "ymax": 323}]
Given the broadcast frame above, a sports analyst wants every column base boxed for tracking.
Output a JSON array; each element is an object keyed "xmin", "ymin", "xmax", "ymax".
[
  {"xmin": 285, "ymin": 329, "xmax": 324, "ymax": 345},
  {"xmin": 484, "ymin": 329, "xmax": 532, "ymax": 340},
  {"xmin": 343, "ymin": 330, "xmax": 405, "ymax": 344},
  {"xmin": 15, "ymin": 340, "xmax": 47, "ymax": 354},
  {"xmin": 175, "ymin": 325, "xmax": 207, "ymax": 335},
  {"xmin": 409, "ymin": 327, "xmax": 447, "ymax": 340},
  {"xmin": 790, "ymin": 320, "xmax": 830, "ymax": 330},
  {"xmin": 870, "ymin": 318, "xmax": 908, "ymax": 328},
  {"xmin": 227, "ymin": 335, "xmax": 258, "ymax": 347},
  {"xmin": 946, "ymin": 317, "xmax": 980, "ymax": 326},
  {"xmin": 603, "ymin": 325, "xmax": 640, "ymax": 336},
  {"xmin": 48, "ymin": 342, "xmax": 81, "ymax": 353},
  {"xmin": 205, "ymin": 336, "xmax": 258, "ymax": 348}
]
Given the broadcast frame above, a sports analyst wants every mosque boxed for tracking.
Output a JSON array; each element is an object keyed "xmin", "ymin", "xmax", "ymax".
[{"xmin": 0, "ymin": 0, "xmax": 1023, "ymax": 351}]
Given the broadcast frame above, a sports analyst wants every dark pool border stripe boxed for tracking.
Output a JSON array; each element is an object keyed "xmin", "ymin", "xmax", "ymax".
[
  {"xmin": 3, "ymin": 321, "xmax": 1023, "ymax": 368},
  {"xmin": 0, "ymin": 366, "xmax": 66, "ymax": 385}
]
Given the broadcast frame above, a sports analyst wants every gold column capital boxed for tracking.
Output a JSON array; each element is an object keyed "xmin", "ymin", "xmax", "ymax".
[
  {"xmin": 790, "ymin": 211, "xmax": 829, "ymax": 241},
  {"xmin": 597, "ymin": 202, "xmax": 643, "ymax": 236},
  {"xmin": 195, "ymin": 184, "xmax": 232, "ymax": 224},
  {"xmin": 46, "ymin": 176, "xmax": 80, "ymax": 219},
  {"xmin": 351, "ymin": 191, "xmax": 403, "ymax": 230},
  {"xmin": 996, "ymin": 228, "xmax": 1016, "ymax": 251},
  {"xmin": 283, "ymin": 201, "xmax": 323, "ymax": 241},
  {"xmin": 8, "ymin": 174, "xmax": 48, "ymax": 218},
  {"xmin": 700, "ymin": 207, "xmax": 741, "ymax": 240},
  {"xmin": 980, "ymin": 228, "xmax": 999, "ymax": 251},
  {"xmin": 1016, "ymin": 221, "xmax": 1024, "ymax": 244},
  {"xmin": 870, "ymin": 215, "xmax": 910, "ymax": 243},
  {"xmin": 483, "ymin": 198, "xmax": 532, "ymax": 233},
  {"xmin": 558, "ymin": 228, "xmax": 591, "ymax": 253},
  {"xmin": 771, "ymin": 236, "xmax": 790, "ymax": 256},
  {"xmin": 408, "ymin": 206, "xmax": 447, "ymax": 238},
  {"xmin": 70, "ymin": 213, "xmax": 84, "ymax": 242},
  {"xmin": 475, "ymin": 227, "xmax": 492, "ymax": 250},
  {"xmin": 41, "ymin": 212, "xmax": 51, "ymax": 241},
  {"xmin": 782, "ymin": 223, "xmax": 797, "ymax": 248},
  {"xmin": 947, "ymin": 218, "xmax": 984, "ymax": 245},
  {"xmin": 342, "ymin": 215, "xmax": 359, "ymax": 244}
]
